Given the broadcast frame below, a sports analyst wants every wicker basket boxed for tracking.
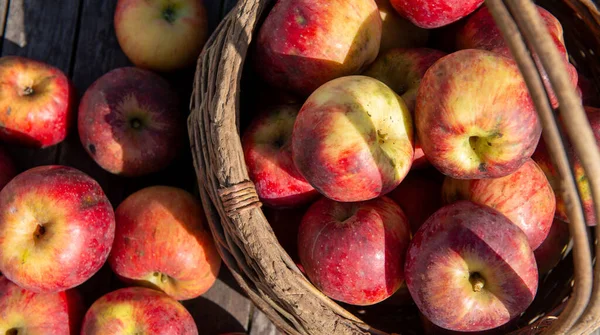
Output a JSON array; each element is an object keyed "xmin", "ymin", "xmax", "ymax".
[{"xmin": 188, "ymin": 0, "xmax": 600, "ymax": 334}]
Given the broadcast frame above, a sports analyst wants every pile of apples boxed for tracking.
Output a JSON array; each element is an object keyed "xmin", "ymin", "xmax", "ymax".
[{"xmin": 243, "ymin": 0, "xmax": 597, "ymax": 333}]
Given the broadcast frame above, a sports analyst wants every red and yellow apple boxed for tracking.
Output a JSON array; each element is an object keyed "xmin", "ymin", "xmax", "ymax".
[
  {"xmin": 78, "ymin": 67, "xmax": 184, "ymax": 177},
  {"xmin": 390, "ymin": 0, "xmax": 483, "ymax": 29},
  {"xmin": 254, "ymin": 0, "xmax": 382, "ymax": 96},
  {"xmin": 0, "ymin": 165, "xmax": 115, "ymax": 293},
  {"xmin": 114, "ymin": 0, "xmax": 208, "ymax": 72},
  {"xmin": 292, "ymin": 75, "xmax": 414, "ymax": 202},
  {"xmin": 534, "ymin": 219, "xmax": 570, "ymax": 276},
  {"xmin": 375, "ymin": 0, "xmax": 428, "ymax": 53},
  {"xmin": 415, "ymin": 49, "xmax": 541, "ymax": 179},
  {"xmin": 81, "ymin": 287, "xmax": 198, "ymax": 335},
  {"xmin": 0, "ymin": 145, "xmax": 16, "ymax": 190},
  {"xmin": 298, "ymin": 196, "xmax": 411, "ymax": 305},
  {"xmin": 108, "ymin": 186, "xmax": 221, "ymax": 301},
  {"xmin": 405, "ymin": 201, "xmax": 538, "ymax": 332},
  {"xmin": 0, "ymin": 56, "xmax": 75, "ymax": 148}
]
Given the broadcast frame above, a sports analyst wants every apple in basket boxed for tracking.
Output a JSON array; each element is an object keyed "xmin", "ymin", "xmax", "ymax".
[
  {"xmin": 0, "ymin": 165, "xmax": 115, "ymax": 293},
  {"xmin": 0, "ymin": 275, "xmax": 84, "ymax": 335},
  {"xmin": 405, "ymin": 201, "xmax": 538, "ymax": 332},
  {"xmin": 534, "ymin": 219, "xmax": 571, "ymax": 276},
  {"xmin": 81, "ymin": 287, "xmax": 198, "ymax": 335},
  {"xmin": 389, "ymin": 0, "xmax": 484, "ymax": 28},
  {"xmin": 415, "ymin": 49, "xmax": 541, "ymax": 179},
  {"xmin": 374, "ymin": 0, "xmax": 429, "ymax": 53},
  {"xmin": 0, "ymin": 145, "xmax": 17, "ymax": 190}
]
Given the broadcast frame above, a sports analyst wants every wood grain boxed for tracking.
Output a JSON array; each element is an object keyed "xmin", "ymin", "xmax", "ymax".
[
  {"xmin": 0, "ymin": 0, "xmax": 10, "ymax": 46},
  {"xmin": 250, "ymin": 308, "xmax": 283, "ymax": 335}
]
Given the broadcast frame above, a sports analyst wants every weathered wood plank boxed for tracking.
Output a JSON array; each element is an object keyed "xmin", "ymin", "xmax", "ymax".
[
  {"xmin": 250, "ymin": 308, "xmax": 283, "ymax": 335},
  {"xmin": 0, "ymin": 0, "xmax": 10, "ymax": 44}
]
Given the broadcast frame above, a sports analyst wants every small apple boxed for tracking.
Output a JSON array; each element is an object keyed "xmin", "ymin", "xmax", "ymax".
[
  {"xmin": 298, "ymin": 196, "xmax": 411, "ymax": 306},
  {"xmin": 0, "ymin": 145, "xmax": 17, "ymax": 190},
  {"xmin": 534, "ymin": 219, "xmax": 570, "ymax": 276},
  {"xmin": 254, "ymin": 0, "xmax": 382, "ymax": 96},
  {"xmin": 108, "ymin": 186, "xmax": 221, "ymax": 301},
  {"xmin": 0, "ymin": 56, "xmax": 75, "ymax": 148},
  {"xmin": 81, "ymin": 287, "xmax": 198, "ymax": 335},
  {"xmin": 292, "ymin": 75, "xmax": 414, "ymax": 202},
  {"xmin": 415, "ymin": 49, "xmax": 541, "ymax": 179},
  {"xmin": 114, "ymin": 0, "xmax": 208, "ymax": 72},
  {"xmin": 375, "ymin": 0, "xmax": 429, "ymax": 53},
  {"xmin": 0, "ymin": 165, "xmax": 115, "ymax": 293},
  {"xmin": 78, "ymin": 67, "xmax": 184, "ymax": 177},
  {"xmin": 405, "ymin": 201, "xmax": 538, "ymax": 332},
  {"xmin": 389, "ymin": 0, "xmax": 483, "ymax": 29},
  {"xmin": 0, "ymin": 276, "xmax": 83, "ymax": 335}
]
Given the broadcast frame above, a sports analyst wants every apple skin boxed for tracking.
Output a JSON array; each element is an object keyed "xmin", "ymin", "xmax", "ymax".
[
  {"xmin": 108, "ymin": 186, "xmax": 221, "ymax": 301},
  {"xmin": 364, "ymin": 48, "xmax": 446, "ymax": 169},
  {"xmin": 442, "ymin": 159, "xmax": 555, "ymax": 250},
  {"xmin": 0, "ymin": 56, "xmax": 75, "ymax": 148},
  {"xmin": 375, "ymin": 0, "xmax": 428, "ymax": 53},
  {"xmin": 389, "ymin": 0, "xmax": 483, "ymax": 29},
  {"xmin": 0, "ymin": 276, "xmax": 84, "ymax": 335},
  {"xmin": 298, "ymin": 196, "xmax": 411, "ymax": 306},
  {"xmin": 114, "ymin": 0, "xmax": 208, "ymax": 72},
  {"xmin": 254, "ymin": 0, "xmax": 382, "ymax": 96},
  {"xmin": 0, "ymin": 165, "xmax": 115, "ymax": 293},
  {"xmin": 292, "ymin": 75, "xmax": 414, "ymax": 202},
  {"xmin": 405, "ymin": 200, "xmax": 538, "ymax": 332},
  {"xmin": 242, "ymin": 104, "xmax": 319, "ymax": 208},
  {"xmin": 415, "ymin": 49, "xmax": 541, "ymax": 179},
  {"xmin": 81, "ymin": 287, "xmax": 198, "ymax": 335},
  {"xmin": 78, "ymin": 67, "xmax": 184, "ymax": 177},
  {"xmin": 534, "ymin": 219, "xmax": 570, "ymax": 276},
  {"xmin": 0, "ymin": 145, "xmax": 17, "ymax": 191},
  {"xmin": 456, "ymin": 5, "xmax": 578, "ymax": 108}
]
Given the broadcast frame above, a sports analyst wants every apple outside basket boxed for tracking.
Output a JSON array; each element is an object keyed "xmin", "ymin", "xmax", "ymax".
[{"xmin": 188, "ymin": 0, "xmax": 600, "ymax": 334}]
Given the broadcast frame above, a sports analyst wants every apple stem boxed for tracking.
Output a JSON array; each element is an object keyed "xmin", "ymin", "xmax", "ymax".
[
  {"xmin": 23, "ymin": 86, "xmax": 34, "ymax": 96},
  {"xmin": 470, "ymin": 272, "xmax": 485, "ymax": 292},
  {"xmin": 130, "ymin": 118, "xmax": 142, "ymax": 129},
  {"xmin": 162, "ymin": 6, "xmax": 176, "ymax": 23},
  {"xmin": 33, "ymin": 224, "xmax": 46, "ymax": 240},
  {"xmin": 160, "ymin": 273, "xmax": 168, "ymax": 283}
]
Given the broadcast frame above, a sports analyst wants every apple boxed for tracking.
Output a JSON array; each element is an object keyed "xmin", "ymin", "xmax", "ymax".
[
  {"xmin": 108, "ymin": 186, "xmax": 221, "ymax": 301},
  {"xmin": 364, "ymin": 48, "xmax": 446, "ymax": 169},
  {"xmin": 0, "ymin": 165, "xmax": 115, "ymax": 293},
  {"xmin": 78, "ymin": 67, "xmax": 184, "ymax": 177},
  {"xmin": 389, "ymin": 0, "xmax": 483, "ymax": 29},
  {"xmin": 81, "ymin": 287, "xmax": 198, "ymax": 335},
  {"xmin": 292, "ymin": 75, "xmax": 414, "ymax": 202},
  {"xmin": 456, "ymin": 5, "xmax": 578, "ymax": 108},
  {"xmin": 114, "ymin": 0, "xmax": 208, "ymax": 72},
  {"xmin": 442, "ymin": 158, "xmax": 555, "ymax": 250},
  {"xmin": 0, "ymin": 56, "xmax": 75, "ymax": 148},
  {"xmin": 254, "ymin": 0, "xmax": 382, "ymax": 96},
  {"xmin": 405, "ymin": 201, "xmax": 538, "ymax": 332},
  {"xmin": 0, "ymin": 145, "xmax": 17, "ymax": 190},
  {"xmin": 0, "ymin": 276, "xmax": 83, "ymax": 335},
  {"xmin": 534, "ymin": 219, "xmax": 570, "ymax": 276},
  {"xmin": 375, "ymin": 0, "xmax": 429, "ymax": 53},
  {"xmin": 415, "ymin": 49, "xmax": 541, "ymax": 179},
  {"xmin": 298, "ymin": 196, "xmax": 411, "ymax": 306},
  {"xmin": 242, "ymin": 104, "xmax": 319, "ymax": 208},
  {"xmin": 420, "ymin": 312, "xmax": 517, "ymax": 334}
]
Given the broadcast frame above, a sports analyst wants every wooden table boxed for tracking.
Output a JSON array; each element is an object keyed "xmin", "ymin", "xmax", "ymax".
[{"xmin": 0, "ymin": 0, "xmax": 279, "ymax": 334}]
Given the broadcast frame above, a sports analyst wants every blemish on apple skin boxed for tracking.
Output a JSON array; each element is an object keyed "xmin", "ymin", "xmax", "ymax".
[
  {"xmin": 88, "ymin": 144, "xmax": 96, "ymax": 155},
  {"xmin": 6, "ymin": 106, "xmax": 11, "ymax": 116},
  {"xmin": 478, "ymin": 162, "xmax": 487, "ymax": 172}
]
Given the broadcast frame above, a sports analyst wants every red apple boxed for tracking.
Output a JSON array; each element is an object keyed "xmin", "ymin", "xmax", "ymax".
[
  {"xmin": 534, "ymin": 219, "xmax": 570, "ymax": 276},
  {"xmin": 292, "ymin": 75, "xmax": 414, "ymax": 202},
  {"xmin": 405, "ymin": 201, "xmax": 538, "ymax": 332},
  {"xmin": 81, "ymin": 287, "xmax": 198, "ymax": 335},
  {"xmin": 420, "ymin": 312, "xmax": 516, "ymax": 334},
  {"xmin": 389, "ymin": 0, "xmax": 483, "ymax": 29},
  {"xmin": 456, "ymin": 5, "xmax": 578, "ymax": 108},
  {"xmin": 0, "ymin": 165, "xmax": 115, "ymax": 293},
  {"xmin": 0, "ymin": 56, "xmax": 75, "ymax": 148},
  {"xmin": 298, "ymin": 196, "xmax": 411, "ymax": 305},
  {"xmin": 254, "ymin": 0, "xmax": 382, "ymax": 96},
  {"xmin": 375, "ymin": 0, "xmax": 429, "ymax": 53},
  {"xmin": 108, "ymin": 186, "xmax": 221, "ymax": 301},
  {"xmin": 78, "ymin": 67, "xmax": 184, "ymax": 177},
  {"xmin": 114, "ymin": 0, "xmax": 208, "ymax": 72},
  {"xmin": 0, "ymin": 145, "xmax": 17, "ymax": 190},
  {"xmin": 442, "ymin": 159, "xmax": 555, "ymax": 250},
  {"xmin": 0, "ymin": 276, "xmax": 83, "ymax": 335},
  {"xmin": 415, "ymin": 49, "xmax": 541, "ymax": 179},
  {"xmin": 242, "ymin": 104, "xmax": 319, "ymax": 208}
]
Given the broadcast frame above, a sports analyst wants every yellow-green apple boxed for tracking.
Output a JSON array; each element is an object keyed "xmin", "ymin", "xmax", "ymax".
[
  {"xmin": 81, "ymin": 287, "xmax": 198, "ymax": 334},
  {"xmin": 390, "ymin": 0, "xmax": 483, "ymax": 28},
  {"xmin": 532, "ymin": 106, "xmax": 600, "ymax": 225},
  {"xmin": 78, "ymin": 67, "xmax": 184, "ymax": 177},
  {"xmin": 456, "ymin": 5, "xmax": 578, "ymax": 108},
  {"xmin": 108, "ymin": 186, "xmax": 221, "ymax": 301},
  {"xmin": 254, "ymin": 0, "xmax": 382, "ymax": 96},
  {"xmin": 415, "ymin": 49, "xmax": 541, "ymax": 179},
  {"xmin": 0, "ymin": 165, "xmax": 115, "ymax": 293},
  {"xmin": 298, "ymin": 196, "xmax": 411, "ymax": 305},
  {"xmin": 405, "ymin": 201, "xmax": 538, "ymax": 332},
  {"xmin": 292, "ymin": 75, "xmax": 414, "ymax": 202},
  {"xmin": 375, "ymin": 0, "xmax": 428, "ymax": 53},
  {"xmin": 534, "ymin": 219, "xmax": 570, "ymax": 276},
  {"xmin": 0, "ymin": 56, "xmax": 75, "ymax": 148},
  {"xmin": 442, "ymin": 159, "xmax": 555, "ymax": 250},
  {"xmin": 242, "ymin": 104, "xmax": 319, "ymax": 208},
  {"xmin": 364, "ymin": 48, "xmax": 446, "ymax": 169},
  {"xmin": 0, "ymin": 145, "xmax": 16, "ymax": 190},
  {"xmin": 114, "ymin": 0, "xmax": 208, "ymax": 72}
]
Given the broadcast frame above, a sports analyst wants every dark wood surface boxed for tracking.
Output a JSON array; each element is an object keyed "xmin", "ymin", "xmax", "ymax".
[{"xmin": 0, "ymin": 0, "xmax": 280, "ymax": 334}]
